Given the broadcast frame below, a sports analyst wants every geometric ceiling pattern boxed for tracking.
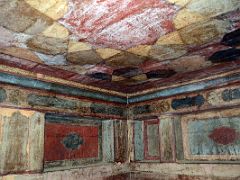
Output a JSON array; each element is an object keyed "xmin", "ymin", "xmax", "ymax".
[{"xmin": 0, "ymin": 0, "xmax": 240, "ymax": 93}]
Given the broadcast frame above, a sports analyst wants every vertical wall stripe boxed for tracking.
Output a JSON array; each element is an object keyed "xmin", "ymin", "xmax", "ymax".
[
  {"xmin": 102, "ymin": 120, "xmax": 114, "ymax": 162},
  {"xmin": 174, "ymin": 118, "xmax": 184, "ymax": 161},
  {"xmin": 134, "ymin": 121, "xmax": 144, "ymax": 161}
]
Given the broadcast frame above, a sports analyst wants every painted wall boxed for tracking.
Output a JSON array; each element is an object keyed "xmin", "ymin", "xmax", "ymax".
[
  {"xmin": 130, "ymin": 83, "xmax": 240, "ymax": 179},
  {"xmin": 1, "ymin": 73, "xmax": 240, "ymax": 179},
  {"xmin": 0, "ymin": 80, "xmax": 129, "ymax": 178}
]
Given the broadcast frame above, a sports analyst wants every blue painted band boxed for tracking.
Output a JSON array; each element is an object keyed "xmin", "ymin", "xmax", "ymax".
[
  {"xmin": 129, "ymin": 73, "xmax": 240, "ymax": 103},
  {"xmin": 0, "ymin": 72, "xmax": 127, "ymax": 104}
]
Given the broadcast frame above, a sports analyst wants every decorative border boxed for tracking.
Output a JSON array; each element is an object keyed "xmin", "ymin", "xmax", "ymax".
[
  {"xmin": 2, "ymin": 64, "xmax": 240, "ymax": 105},
  {"xmin": 129, "ymin": 72, "xmax": 240, "ymax": 103},
  {"xmin": 0, "ymin": 71, "xmax": 126, "ymax": 104},
  {"xmin": 0, "ymin": 84, "xmax": 126, "ymax": 119}
]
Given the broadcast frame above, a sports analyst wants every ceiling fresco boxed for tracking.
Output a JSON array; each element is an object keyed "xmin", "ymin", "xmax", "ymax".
[{"xmin": 0, "ymin": 0, "xmax": 240, "ymax": 93}]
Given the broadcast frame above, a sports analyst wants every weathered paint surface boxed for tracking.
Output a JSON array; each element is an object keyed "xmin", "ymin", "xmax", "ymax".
[
  {"xmin": 90, "ymin": 103, "xmax": 124, "ymax": 117},
  {"xmin": 159, "ymin": 116, "xmax": 175, "ymax": 162},
  {"xmin": 222, "ymin": 88, "xmax": 240, "ymax": 102},
  {"xmin": 174, "ymin": 117, "xmax": 184, "ymax": 161},
  {"xmin": 221, "ymin": 28, "xmax": 240, "ymax": 47},
  {"xmin": 209, "ymin": 48, "xmax": 240, "ymax": 63},
  {"xmin": 102, "ymin": 120, "xmax": 114, "ymax": 162},
  {"xmin": 144, "ymin": 120, "xmax": 160, "ymax": 160},
  {"xmin": 188, "ymin": 117, "xmax": 240, "ymax": 156},
  {"xmin": 0, "ymin": 88, "xmax": 7, "ymax": 102},
  {"xmin": 28, "ymin": 94, "xmax": 78, "ymax": 110},
  {"xmin": 114, "ymin": 121, "xmax": 128, "ymax": 163},
  {"xmin": 130, "ymin": 83, "xmax": 240, "ymax": 119},
  {"xmin": 0, "ymin": 84, "xmax": 126, "ymax": 119},
  {"xmin": 209, "ymin": 127, "xmax": 239, "ymax": 145},
  {"xmin": 0, "ymin": 108, "xmax": 44, "ymax": 175},
  {"xmin": 180, "ymin": 108, "xmax": 240, "ymax": 161},
  {"xmin": 131, "ymin": 163, "xmax": 240, "ymax": 179},
  {"xmin": 129, "ymin": 72, "xmax": 240, "ymax": 103},
  {"xmin": 133, "ymin": 121, "xmax": 144, "ymax": 161},
  {"xmin": 132, "ymin": 105, "xmax": 151, "ymax": 115},
  {"xmin": 104, "ymin": 173, "xmax": 130, "ymax": 180},
  {"xmin": 44, "ymin": 114, "xmax": 102, "ymax": 171},
  {"xmin": 171, "ymin": 95, "xmax": 204, "ymax": 110},
  {"xmin": 130, "ymin": 172, "xmax": 236, "ymax": 180},
  {"xmin": 1, "ymin": 163, "xmax": 130, "ymax": 180},
  {"xmin": 60, "ymin": 0, "xmax": 178, "ymax": 49},
  {"xmin": 0, "ymin": 0, "xmax": 239, "ymax": 93},
  {"xmin": 0, "ymin": 72, "xmax": 127, "ymax": 104},
  {"xmin": 44, "ymin": 123, "xmax": 100, "ymax": 161},
  {"xmin": 146, "ymin": 125, "xmax": 160, "ymax": 157}
]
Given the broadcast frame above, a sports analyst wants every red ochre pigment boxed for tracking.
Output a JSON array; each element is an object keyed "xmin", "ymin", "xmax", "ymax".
[
  {"xmin": 208, "ymin": 126, "xmax": 239, "ymax": 145},
  {"xmin": 60, "ymin": 0, "xmax": 178, "ymax": 49}
]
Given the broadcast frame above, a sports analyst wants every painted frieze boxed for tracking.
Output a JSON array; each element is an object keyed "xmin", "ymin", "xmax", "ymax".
[
  {"xmin": 171, "ymin": 95, "xmax": 204, "ymax": 110},
  {"xmin": 130, "ymin": 83, "xmax": 240, "ymax": 118},
  {"xmin": 0, "ymin": 84, "xmax": 126, "ymax": 119},
  {"xmin": 134, "ymin": 121, "xmax": 144, "ymax": 161}
]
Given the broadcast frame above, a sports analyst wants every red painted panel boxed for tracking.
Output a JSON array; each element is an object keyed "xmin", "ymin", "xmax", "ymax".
[
  {"xmin": 208, "ymin": 127, "xmax": 239, "ymax": 145},
  {"xmin": 44, "ymin": 122, "xmax": 99, "ymax": 161}
]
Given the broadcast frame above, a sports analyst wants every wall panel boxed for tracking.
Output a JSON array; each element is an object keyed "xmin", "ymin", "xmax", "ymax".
[{"xmin": 0, "ymin": 108, "xmax": 44, "ymax": 175}]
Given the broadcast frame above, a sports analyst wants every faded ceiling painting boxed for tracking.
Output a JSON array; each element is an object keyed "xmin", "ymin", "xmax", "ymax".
[{"xmin": 0, "ymin": 0, "xmax": 240, "ymax": 93}]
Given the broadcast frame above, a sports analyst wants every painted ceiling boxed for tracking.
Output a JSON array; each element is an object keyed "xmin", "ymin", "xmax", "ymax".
[{"xmin": 0, "ymin": 0, "xmax": 240, "ymax": 93}]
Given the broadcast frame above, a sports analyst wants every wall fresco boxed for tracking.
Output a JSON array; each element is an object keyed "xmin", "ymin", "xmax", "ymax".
[
  {"xmin": 44, "ymin": 114, "xmax": 102, "ymax": 171},
  {"xmin": 221, "ymin": 28, "xmax": 240, "ymax": 47},
  {"xmin": 130, "ymin": 83, "xmax": 240, "ymax": 118},
  {"xmin": 0, "ymin": 84, "xmax": 126, "ymax": 119},
  {"xmin": 0, "ymin": 72, "xmax": 127, "ymax": 104},
  {"xmin": 159, "ymin": 116, "xmax": 176, "ymax": 162},
  {"xmin": 0, "ymin": 108, "xmax": 44, "ymax": 175},
  {"xmin": 144, "ymin": 120, "xmax": 160, "ymax": 160},
  {"xmin": 133, "ymin": 119, "xmax": 161, "ymax": 161},
  {"xmin": 114, "ymin": 121, "xmax": 128, "ymax": 163},
  {"xmin": 187, "ymin": 118, "xmax": 240, "ymax": 156},
  {"xmin": 171, "ymin": 95, "xmax": 204, "ymax": 110},
  {"xmin": 177, "ymin": 108, "xmax": 240, "ymax": 161},
  {"xmin": 222, "ymin": 88, "xmax": 240, "ymax": 101},
  {"xmin": 134, "ymin": 121, "xmax": 144, "ymax": 161},
  {"xmin": 132, "ymin": 105, "xmax": 151, "ymax": 115},
  {"xmin": 0, "ymin": 88, "xmax": 7, "ymax": 103},
  {"xmin": 128, "ymin": 72, "xmax": 240, "ymax": 103}
]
